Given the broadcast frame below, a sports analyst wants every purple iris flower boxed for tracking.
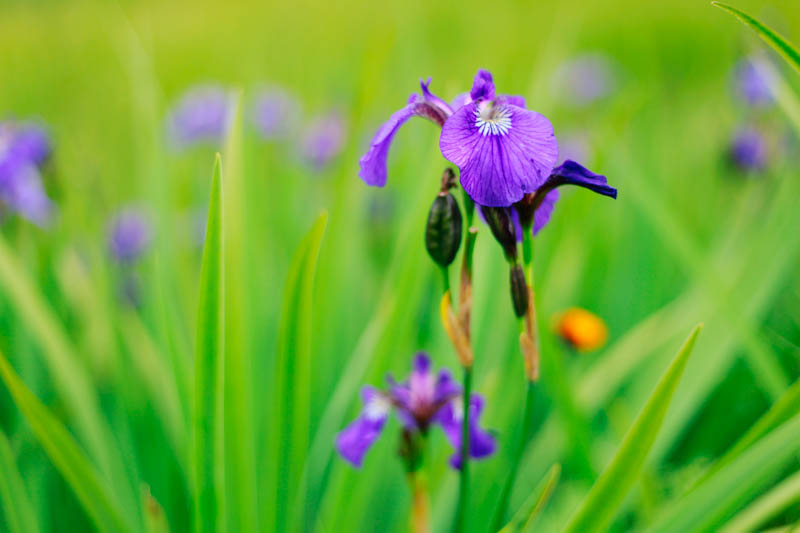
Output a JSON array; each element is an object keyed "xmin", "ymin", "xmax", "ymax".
[
  {"xmin": 336, "ymin": 353, "xmax": 495, "ymax": 469},
  {"xmin": 109, "ymin": 209, "xmax": 152, "ymax": 263},
  {"xmin": 0, "ymin": 121, "xmax": 53, "ymax": 226},
  {"xmin": 167, "ymin": 86, "xmax": 231, "ymax": 148},
  {"xmin": 729, "ymin": 127, "xmax": 767, "ymax": 172},
  {"xmin": 360, "ymin": 69, "xmax": 559, "ymax": 207},
  {"xmin": 733, "ymin": 57, "xmax": 774, "ymax": 107},
  {"xmin": 301, "ymin": 112, "xmax": 346, "ymax": 170},
  {"xmin": 251, "ymin": 86, "xmax": 299, "ymax": 140},
  {"xmin": 551, "ymin": 53, "xmax": 618, "ymax": 107}
]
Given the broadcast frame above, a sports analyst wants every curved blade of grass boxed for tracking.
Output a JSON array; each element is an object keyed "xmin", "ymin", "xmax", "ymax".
[
  {"xmin": 0, "ymin": 236, "xmax": 139, "ymax": 527},
  {"xmin": 648, "ymin": 412, "xmax": 800, "ymax": 532},
  {"xmin": 193, "ymin": 153, "xmax": 224, "ymax": 533},
  {"xmin": 721, "ymin": 469, "xmax": 800, "ymax": 533},
  {"xmin": 693, "ymin": 377, "xmax": 800, "ymax": 488},
  {"xmin": 712, "ymin": 2, "xmax": 800, "ymax": 72},
  {"xmin": 271, "ymin": 211, "xmax": 328, "ymax": 532},
  {"xmin": 500, "ymin": 463, "xmax": 560, "ymax": 533},
  {"xmin": 0, "ymin": 351, "xmax": 132, "ymax": 533},
  {"xmin": 0, "ymin": 430, "xmax": 39, "ymax": 533},
  {"xmin": 563, "ymin": 325, "xmax": 702, "ymax": 533}
]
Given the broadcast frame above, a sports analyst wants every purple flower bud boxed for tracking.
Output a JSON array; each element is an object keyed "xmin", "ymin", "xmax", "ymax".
[
  {"xmin": 109, "ymin": 209, "xmax": 152, "ymax": 263},
  {"xmin": 251, "ymin": 86, "xmax": 299, "ymax": 140},
  {"xmin": 730, "ymin": 127, "xmax": 768, "ymax": 172},
  {"xmin": 167, "ymin": 85, "xmax": 231, "ymax": 148},
  {"xmin": 301, "ymin": 112, "xmax": 346, "ymax": 171}
]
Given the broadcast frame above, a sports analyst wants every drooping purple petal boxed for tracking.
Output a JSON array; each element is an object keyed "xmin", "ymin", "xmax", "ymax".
[
  {"xmin": 440, "ymin": 102, "xmax": 558, "ymax": 206},
  {"xmin": 547, "ymin": 160, "xmax": 617, "ymax": 198},
  {"xmin": 433, "ymin": 369, "xmax": 461, "ymax": 405},
  {"xmin": 167, "ymin": 85, "xmax": 231, "ymax": 148},
  {"xmin": 470, "ymin": 69, "xmax": 495, "ymax": 102},
  {"xmin": 730, "ymin": 127, "xmax": 767, "ymax": 172},
  {"xmin": 435, "ymin": 394, "xmax": 496, "ymax": 469},
  {"xmin": 109, "ymin": 209, "xmax": 152, "ymax": 263},
  {"xmin": 251, "ymin": 86, "xmax": 299, "ymax": 140},
  {"xmin": 359, "ymin": 103, "xmax": 416, "ymax": 187},
  {"xmin": 533, "ymin": 189, "xmax": 559, "ymax": 235},
  {"xmin": 335, "ymin": 386, "xmax": 391, "ymax": 467},
  {"xmin": 359, "ymin": 79, "xmax": 454, "ymax": 187},
  {"xmin": 733, "ymin": 57, "xmax": 774, "ymax": 107},
  {"xmin": 302, "ymin": 112, "xmax": 347, "ymax": 171}
]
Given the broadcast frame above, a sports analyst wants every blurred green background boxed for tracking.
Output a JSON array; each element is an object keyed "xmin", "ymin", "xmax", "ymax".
[{"xmin": 1, "ymin": 0, "xmax": 800, "ymax": 531}]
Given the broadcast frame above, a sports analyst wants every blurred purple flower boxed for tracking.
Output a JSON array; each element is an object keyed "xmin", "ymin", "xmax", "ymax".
[
  {"xmin": 301, "ymin": 112, "xmax": 346, "ymax": 170},
  {"xmin": 167, "ymin": 86, "xmax": 231, "ymax": 148},
  {"xmin": 251, "ymin": 86, "xmax": 299, "ymax": 140},
  {"xmin": 109, "ymin": 209, "xmax": 152, "ymax": 263},
  {"xmin": 730, "ymin": 127, "xmax": 767, "ymax": 172},
  {"xmin": 361, "ymin": 69, "xmax": 558, "ymax": 207},
  {"xmin": 552, "ymin": 53, "xmax": 618, "ymax": 107},
  {"xmin": 557, "ymin": 133, "xmax": 592, "ymax": 165},
  {"xmin": 335, "ymin": 353, "xmax": 495, "ymax": 469},
  {"xmin": 734, "ymin": 57, "xmax": 775, "ymax": 107},
  {"xmin": 0, "ymin": 121, "xmax": 53, "ymax": 226}
]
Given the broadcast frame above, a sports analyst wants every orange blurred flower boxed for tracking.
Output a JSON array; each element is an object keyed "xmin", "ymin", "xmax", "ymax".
[{"xmin": 554, "ymin": 307, "xmax": 608, "ymax": 352}]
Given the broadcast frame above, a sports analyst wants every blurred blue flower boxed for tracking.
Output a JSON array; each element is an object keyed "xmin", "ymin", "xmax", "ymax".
[
  {"xmin": 251, "ymin": 86, "xmax": 299, "ymax": 140},
  {"xmin": 167, "ymin": 85, "xmax": 231, "ymax": 148},
  {"xmin": 733, "ymin": 57, "xmax": 775, "ymax": 107},
  {"xmin": 0, "ymin": 121, "xmax": 53, "ymax": 226},
  {"xmin": 361, "ymin": 69, "xmax": 559, "ymax": 207},
  {"xmin": 336, "ymin": 353, "xmax": 495, "ymax": 469},
  {"xmin": 301, "ymin": 112, "xmax": 346, "ymax": 170},
  {"xmin": 552, "ymin": 53, "xmax": 618, "ymax": 107},
  {"xmin": 109, "ymin": 209, "xmax": 152, "ymax": 263},
  {"xmin": 730, "ymin": 127, "xmax": 767, "ymax": 172}
]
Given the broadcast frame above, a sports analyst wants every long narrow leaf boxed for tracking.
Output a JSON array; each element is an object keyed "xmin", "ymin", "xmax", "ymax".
[
  {"xmin": 563, "ymin": 325, "xmax": 702, "ymax": 533},
  {"xmin": 648, "ymin": 412, "xmax": 800, "ymax": 532},
  {"xmin": 193, "ymin": 153, "xmax": 224, "ymax": 533},
  {"xmin": 721, "ymin": 469, "xmax": 800, "ymax": 533},
  {"xmin": 500, "ymin": 463, "xmax": 561, "ymax": 533},
  {"xmin": 0, "ymin": 351, "xmax": 132, "ymax": 533},
  {"xmin": 272, "ymin": 211, "xmax": 329, "ymax": 531},
  {"xmin": 0, "ymin": 430, "xmax": 39, "ymax": 533},
  {"xmin": 712, "ymin": 2, "xmax": 800, "ymax": 72}
]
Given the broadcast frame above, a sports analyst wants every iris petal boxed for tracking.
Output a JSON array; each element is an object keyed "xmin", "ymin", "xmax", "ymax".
[
  {"xmin": 434, "ymin": 394, "xmax": 496, "ymax": 470},
  {"xmin": 335, "ymin": 386, "xmax": 390, "ymax": 467},
  {"xmin": 440, "ymin": 102, "xmax": 558, "ymax": 206}
]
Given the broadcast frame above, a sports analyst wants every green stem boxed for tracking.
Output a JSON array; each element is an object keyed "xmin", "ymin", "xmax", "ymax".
[
  {"xmin": 455, "ymin": 366, "xmax": 473, "ymax": 532},
  {"xmin": 521, "ymin": 225, "xmax": 534, "ymax": 283},
  {"xmin": 440, "ymin": 265, "xmax": 451, "ymax": 295},
  {"xmin": 490, "ymin": 381, "xmax": 537, "ymax": 531}
]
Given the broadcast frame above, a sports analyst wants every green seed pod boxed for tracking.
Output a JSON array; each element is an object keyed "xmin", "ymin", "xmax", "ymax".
[
  {"xmin": 510, "ymin": 264, "xmax": 529, "ymax": 318},
  {"xmin": 425, "ymin": 192, "xmax": 463, "ymax": 268}
]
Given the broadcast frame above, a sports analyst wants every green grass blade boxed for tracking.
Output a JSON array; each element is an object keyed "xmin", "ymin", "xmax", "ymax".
[
  {"xmin": 272, "ymin": 211, "xmax": 329, "ymax": 532},
  {"xmin": 0, "ymin": 430, "xmax": 39, "ymax": 533},
  {"xmin": 712, "ymin": 2, "xmax": 800, "ymax": 72},
  {"xmin": 694, "ymin": 377, "xmax": 800, "ymax": 488},
  {"xmin": 721, "ymin": 469, "xmax": 800, "ymax": 533},
  {"xmin": 563, "ymin": 325, "xmax": 702, "ymax": 533},
  {"xmin": 0, "ymin": 235, "xmax": 140, "ymax": 526},
  {"xmin": 500, "ymin": 464, "xmax": 560, "ymax": 533},
  {"xmin": 648, "ymin": 412, "xmax": 800, "ymax": 532},
  {"xmin": 220, "ymin": 92, "xmax": 259, "ymax": 533},
  {"xmin": 142, "ymin": 485, "xmax": 171, "ymax": 533},
  {"xmin": 193, "ymin": 153, "xmax": 224, "ymax": 533},
  {"xmin": 0, "ymin": 351, "xmax": 132, "ymax": 533}
]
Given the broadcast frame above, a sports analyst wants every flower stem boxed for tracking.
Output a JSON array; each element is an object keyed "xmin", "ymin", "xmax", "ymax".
[
  {"xmin": 408, "ymin": 470, "xmax": 431, "ymax": 533},
  {"xmin": 455, "ymin": 365, "xmax": 473, "ymax": 532},
  {"xmin": 440, "ymin": 265, "xmax": 451, "ymax": 295},
  {"xmin": 490, "ymin": 380, "xmax": 537, "ymax": 531}
]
